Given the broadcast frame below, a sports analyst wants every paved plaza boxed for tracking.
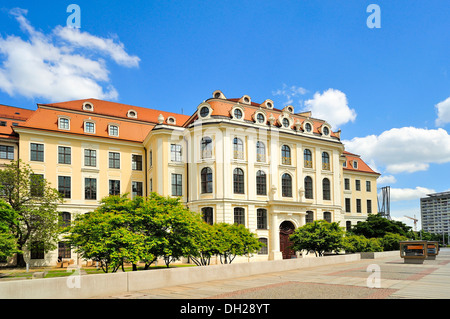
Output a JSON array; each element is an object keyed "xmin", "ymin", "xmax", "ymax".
[{"xmin": 95, "ymin": 248, "xmax": 450, "ymax": 299}]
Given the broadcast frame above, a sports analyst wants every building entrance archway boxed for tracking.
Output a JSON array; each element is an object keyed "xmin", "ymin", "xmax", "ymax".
[{"xmin": 279, "ymin": 220, "xmax": 296, "ymax": 259}]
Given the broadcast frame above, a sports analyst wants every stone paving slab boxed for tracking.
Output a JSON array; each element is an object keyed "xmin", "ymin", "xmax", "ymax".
[{"xmin": 96, "ymin": 248, "xmax": 450, "ymax": 299}]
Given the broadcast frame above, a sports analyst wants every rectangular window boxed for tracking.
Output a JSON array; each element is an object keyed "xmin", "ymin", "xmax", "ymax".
[
  {"xmin": 59, "ymin": 118, "xmax": 70, "ymax": 130},
  {"xmin": 344, "ymin": 178, "xmax": 350, "ymax": 190},
  {"xmin": 109, "ymin": 125, "xmax": 119, "ymax": 137},
  {"xmin": 367, "ymin": 199, "xmax": 372, "ymax": 214},
  {"xmin": 149, "ymin": 150, "xmax": 152, "ymax": 167},
  {"xmin": 171, "ymin": 144, "xmax": 182, "ymax": 162},
  {"xmin": 30, "ymin": 174, "xmax": 44, "ymax": 197},
  {"xmin": 58, "ymin": 146, "xmax": 71, "ymax": 164},
  {"xmin": 366, "ymin": 181, "xmax": 371, "ymax": 192},
  {"xmin": 109, "ymin": 180, "xmax": 120, "ymax": 195},
  {"xmin": 345, "ymin": 198, "xmax": 351, "ymax": 213},
  {"xmin": 132, "ymin": 154, "xmax": 143, "ymax": 171},
  {"xmin": 30, "ymin": 143, "xmax": 44, "ymax": 162},
  {"xmin": 109, "ymin": 152, "xmax": 120, "ymax": 169},
  {"xmin": 171, "ymin": 173, "xmax": 182, "ymax": 196},
  {"xmin": 58, "ymin": 242, "xmax": 71, "ymax": 259},
  {"xmin": 84, "ymin": 149, "xmax": 96, "ymax": 167},
  {"xmin": 0, "ymin": 145, "xmax": 14, "ymax": 160},
  {"xmin": 58, "ymin": 176, "xmax": 71, "ymax": 199},
  {"xmin": 84, "ymin": 121, "xmax": 95, "ymax": 133},
  {"xmin": 356, "ymin": 199, "xmax": 362, "ymax": 213},
  {"xmin": 355, "ymin": 180, "xmax": 361, "ymax": 191},
  {"xmin": 132, "ymin": 181, "xmax": 143, "ymax": 198},
  {"xmin": 85, "ymin": 178, "xmax": 97, "ymax": 200},
  {"xmin": 257, "ymin": 209, "xmax": 267, "ymax": 229}
]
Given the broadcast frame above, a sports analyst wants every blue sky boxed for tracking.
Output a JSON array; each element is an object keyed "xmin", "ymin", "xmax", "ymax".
[{"xmin": 0, "ymin": 1, "xmax": 449, "ymax": 230}]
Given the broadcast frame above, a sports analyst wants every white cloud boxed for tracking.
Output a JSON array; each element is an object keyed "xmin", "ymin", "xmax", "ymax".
[
  {"xmin": 377, "ymin": 175, "xmax": 396, "ymax": 185},
  {"xmin": 390, "ymin": 186, "xmax": 435, "ymax": 202},
  {"xmin": 435, "ymin": 96, "xmax": 450, "ymax": 127},
  {"xmin": 343, "ymin": 127, "xmax": 450, "ymax": 174},
  {"xmin": 0, "ymin": 8, "xmax": 139, "ymax": 102},
  {"xmin": 54, "ymin": 26, "xmax": 140, "ymax": 68},
  {"xmin": 303, "ymin": 88, "xmax": 356, "ymax": 129},
  {"xmin": 272, "ymin": 84, "xmax": 308, "ymax": 106}
]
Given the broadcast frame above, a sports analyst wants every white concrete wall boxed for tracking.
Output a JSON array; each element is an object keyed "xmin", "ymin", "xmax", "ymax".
[{"xmin": 0, "ymin": 254, "xmax": 361, "ymax": 299}]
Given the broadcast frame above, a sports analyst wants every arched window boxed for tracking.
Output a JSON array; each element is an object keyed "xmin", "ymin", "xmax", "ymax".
[
  {"xmin": 233, "ymin": 168, "xmax": 244, "ymax": 194},
  {"xmin": 233, "ymin": 137, "xmax": 244, "ymax": 159},
  {"xmin": 256, "ymin": 141, "xmax": 265, "ymax": 162},
  {"xmin": 234, "ymin": 207, "xmax": 245, "ymax": 225},
  {"xmin": 281, "ymin": 145, "xmax": 291, "ymax": 165},
  {"xmin": 201, "ymin": 167, "xmax": 213, "ymax": 193},
  {"xmin": 322, "ymin": 178, "xmax": 331, "ymax": 200},
  {"xmin": 304, "ymin": 149, "xmax": 312, "ymax": 168},
  {"xmin": 258, "ymin": 238, "xmax": 268, "ymax": 255},
  {"xmin": 322, "ymin": 152, "xmax": 330, "ymax": 170},
  {"xmin": 202, "ymin": 207, "xmax": 214, "ymax": 225},
  {"xmin": 256, "ymin": 170, "xmax": 267, "ymax": 195},
  {"xmin": 306, "ymin": 211, "xmax": 314, "ymax": 223},
  {"xmin": 304, "ymin": 176, "xmax": 313, "ymax": 199},
  {"xmin": 323, "ymin": 211, "xmax": 332, "ymax": 223},
  {"xmin": 257, "ymin": 208, "xmax": 268, "ymax": 229},
  {"xmin": 282, "ymin": 173, "xmax": 292, "ymax": 197},
  {"xmin": 201, "ymin": 137, "xmax": 212, "ymax": 159}
]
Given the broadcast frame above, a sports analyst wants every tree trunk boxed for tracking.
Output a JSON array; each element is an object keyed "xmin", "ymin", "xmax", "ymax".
[{"xmin": 16, "ymin": 251, "xmax": 26, "ymax": 268}]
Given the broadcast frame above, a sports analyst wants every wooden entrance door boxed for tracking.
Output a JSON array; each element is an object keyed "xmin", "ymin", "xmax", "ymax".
[{"xmin": 279, "ymin": 221, "xmax": 296, "ymax": 259}]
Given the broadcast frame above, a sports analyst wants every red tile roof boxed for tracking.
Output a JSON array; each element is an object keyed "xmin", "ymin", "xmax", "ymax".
[
  {"xmin": 41, "ymin": 98, "xmax": 190, "ymax": 126},
  {"xmin": 184, "ymin": 98, "xmax": 338, "ymax": 138},
  {"xmin": 0, "ymin": 104, "xmax": 34, "ymax": 140},
  {"xmin": 343, "ymin": 151, "xmax": 380, "ymax": 175}
]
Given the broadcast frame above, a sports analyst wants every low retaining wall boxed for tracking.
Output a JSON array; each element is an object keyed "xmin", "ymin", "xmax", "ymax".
[
  {"xmin": 0, "ymin": 254, "xmax": 360, "ymax": 299},
  {"xmin": 360, "ymin": 251, "xmax": 399, "ymax": 259}
]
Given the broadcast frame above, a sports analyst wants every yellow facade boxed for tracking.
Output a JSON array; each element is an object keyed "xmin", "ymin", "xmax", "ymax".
[{"xmin": 1, "ymin": 91, "xmax": 380, "ymax": 265}]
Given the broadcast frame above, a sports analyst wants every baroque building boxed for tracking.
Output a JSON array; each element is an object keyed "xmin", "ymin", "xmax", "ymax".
[{"xmin": 1, "ymin": 90, "xmax": 379, "ymax": 265}]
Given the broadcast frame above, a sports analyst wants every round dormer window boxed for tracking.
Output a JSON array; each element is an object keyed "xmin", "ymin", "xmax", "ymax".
[
  {"xmin": 323, "ymin": 126, "xmax": 329, "ymax": 136},
  {"xmin": 305, "ymin": 122, "xmax": 312, "ymax": 132},
  {"xmin": 234, "ymin": 108, "xmax": 243, "ymax": 119},
  {"xmin": 244, "ymin": 97, "xmax": 250, "ymax": 103},
  {"xmin": 282, "ymin": 118, "xmax": 290, "ymax": 128},
  {"xmin": 256, "ymin": 113, "xmax": 265, "ymax": 123},
  {"xmin": 200, "ymin": 106, "xmax": 210, "ymax": 117},
  {"xmin": 267, "ymin": 102, "xmax": 273, "ymax": 108},
  {"xmin": 214, "ymin": 92, "xmax": 221, "ymax": 98}
]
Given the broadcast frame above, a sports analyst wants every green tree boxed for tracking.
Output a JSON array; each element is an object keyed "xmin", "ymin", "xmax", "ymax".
[
  {"xmin": 214, "ymin": 223, "xmax": 262, "ymax": 264},
  {"xmin": 0, "ymin": 199, "xmax": 18, "ymax": 261},
  {"xmin": 290, "ymin": 220, "xmax": 345, "ymax": 257},
  {"xmin": 349, "ymin": 214, "xmax": 411, "ymax": 238},
  {"xmin": 0, "ymin": 160, "xmax": 63, "ymax": 267},
  {"xmin": 65, "ymin": 196, "xmax": 147, "ymax": 273},
  {"xmin": 189, "ymin": 221, "xmax": 219, "ymax": 266},
  {"xmin": 380, "ymin": 232, "xmax": 408, "ymax": 251},
  {"xmin": 342, "ymin": 234, "xmax": 383, "ymax": 253}
]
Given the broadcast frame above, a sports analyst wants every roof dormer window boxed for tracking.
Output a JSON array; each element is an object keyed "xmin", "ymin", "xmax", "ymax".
[
  {"xmin": 83, "ymin": 102, "xmax": 94, "ymax": 111},
  {"xmin": 231, "ymin": 105, "xmax": 245, "ymax": 121},
  {"xmin": 127, "ymin": 109, "xmax": 137, "ymax": 118},
  {"xmin": 167, "ymin": 116, "xmax": 176, "ymax": 124},
  {"xmin": 84, "ymin": 120, "xmax": 95, "ymax": 134},
  {"xmin": 58, "ymin": 117, "xmax": 70, "ymax": 130},
  {"xmin": 108, "ymin": 124, "xmax": 119, "ymax": 137},
  {"xmin": 353, "ymin": 160, "xmax": 358, "ymax": 169}
]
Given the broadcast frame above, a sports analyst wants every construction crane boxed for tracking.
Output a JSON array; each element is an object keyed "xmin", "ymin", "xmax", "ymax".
[{"xmin": 404, "ymin": 215, "xmax": 418, "ymax": 231}]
